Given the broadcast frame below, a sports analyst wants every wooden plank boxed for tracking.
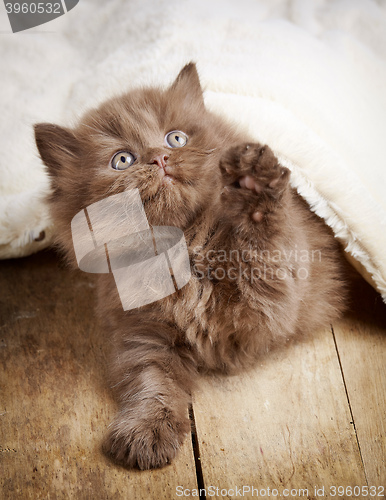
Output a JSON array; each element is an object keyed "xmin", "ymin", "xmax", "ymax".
[
  {"xmin": 192, "ymin": 327, "xmax": 366, "ymax": 498},
  {"xmin": 0, "ymin": 251, "xmax": 197, "ymax": 499},
  {"xmin": 333, "ymin": 292, "xmax": 386, "ymax": 486}
]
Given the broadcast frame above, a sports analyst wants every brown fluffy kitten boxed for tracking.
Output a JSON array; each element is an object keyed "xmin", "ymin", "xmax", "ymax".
[{"xmin": 34, "ymin": 63, "xmax": 348, "ymax": 470}]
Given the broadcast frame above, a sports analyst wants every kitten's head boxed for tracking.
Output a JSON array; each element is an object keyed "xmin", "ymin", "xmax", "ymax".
[{"xmin": 35, "ymin": 63, "xmax": 241, "ymax": 260}]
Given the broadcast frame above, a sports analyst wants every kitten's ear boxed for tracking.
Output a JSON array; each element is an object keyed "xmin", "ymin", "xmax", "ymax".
[
  {"xmin": 34, "ymin": 123, "xmax": 79, "ymax": 175},
  {"xmin": 170, "ymin": 62, "xmax": 204, "ymax": 109}
]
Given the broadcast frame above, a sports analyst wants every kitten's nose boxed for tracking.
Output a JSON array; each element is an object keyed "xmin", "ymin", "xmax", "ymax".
[{"xmin": 151, "ymin": 154, "xmax": 169, "ymax": 169}]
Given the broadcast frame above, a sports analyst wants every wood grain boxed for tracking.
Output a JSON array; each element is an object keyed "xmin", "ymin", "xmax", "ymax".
[
  {"xmin": 192, "ymin": 327, "xmax": 367, "ymax": 497},
  {"xmin": 0, "ymin": 251, "xmax": 197, "ymax": 499},
  {"xmin": 333, "ymin": 305, "xmax": 386, "ymax": 486}
]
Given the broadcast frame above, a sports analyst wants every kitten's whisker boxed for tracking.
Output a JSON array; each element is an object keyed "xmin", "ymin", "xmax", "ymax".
[{"xmin": 103, "ymin": 176, "xmax": 127, "ymax": 197}]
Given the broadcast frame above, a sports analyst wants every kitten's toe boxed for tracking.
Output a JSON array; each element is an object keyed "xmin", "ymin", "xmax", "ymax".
[{"xmin": 239, "ymin": 175, "xmax": 264, "ymax": 193}]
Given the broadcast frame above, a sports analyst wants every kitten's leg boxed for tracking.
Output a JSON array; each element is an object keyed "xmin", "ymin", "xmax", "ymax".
[
  {"xmin": 219, "ymin": 143, "xmax": 290, "ymax": 236},
  {"xmin": 104, "ymin": 324, "xmax": 196, "ymax": 470}
]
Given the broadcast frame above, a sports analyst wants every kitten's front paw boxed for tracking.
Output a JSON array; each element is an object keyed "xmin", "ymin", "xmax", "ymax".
[
  {"xmin": 220, "ymin": 143, "xmax": 290, "ymax": 222},
  {"xmin": 103, "ymin": 409, "xmax": 190, "ymax": 470},
  {"xmin": 221, "ymin": 143, "xmax": 290, "ymax": 196}
]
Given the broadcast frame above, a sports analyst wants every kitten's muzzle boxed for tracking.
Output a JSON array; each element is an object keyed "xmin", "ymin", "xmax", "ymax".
[{"xmin": 152, "ymin": 154, "xmax": 175, "ymax": 184}]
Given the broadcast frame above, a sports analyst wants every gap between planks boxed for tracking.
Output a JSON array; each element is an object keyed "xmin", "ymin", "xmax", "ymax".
[{"xmin": 331, "ymin": 324, "xmax": 368, "ymax": 486}]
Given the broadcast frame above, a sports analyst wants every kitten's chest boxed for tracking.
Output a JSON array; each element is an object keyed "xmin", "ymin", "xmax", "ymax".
[{"xmin": 164, "ymin": 264, "xmax": 259, "ymax": 345}]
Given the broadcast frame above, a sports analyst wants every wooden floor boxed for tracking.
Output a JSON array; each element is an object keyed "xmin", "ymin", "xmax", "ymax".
[{"xmin": 0, "ymin": 250, "xmax": 385, "ymax": 499}]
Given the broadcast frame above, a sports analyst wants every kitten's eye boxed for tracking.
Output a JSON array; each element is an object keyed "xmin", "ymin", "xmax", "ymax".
[
  {"xmin": 111, "ymin": 151, "xmax": 136, "ymax": 170},
  {"xmin": 165, "ymin": 130, "xmax": 188, "ymax": 148}
]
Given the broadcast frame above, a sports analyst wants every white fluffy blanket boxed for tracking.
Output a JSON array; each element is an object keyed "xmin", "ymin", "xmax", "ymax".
[{"xmin": 1, "ymin": 0, "xmax": 386, "ymax": 301}]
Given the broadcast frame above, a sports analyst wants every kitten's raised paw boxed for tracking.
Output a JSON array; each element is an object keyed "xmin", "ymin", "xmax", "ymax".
[
  {"xmin": 220, "ymin": 143, "xmax": 290, "ymax": 198},
  {"xmin": 103, "ymin": 410, "xmax": 190, "ymax": 470},
  {"xmin": 220, "ymin": 143, "xmax": 290, "ymax": 223}
]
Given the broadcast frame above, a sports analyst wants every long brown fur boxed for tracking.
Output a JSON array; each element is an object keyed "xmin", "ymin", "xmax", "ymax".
[{"xmin": 34, "ymin": 63, "xmax": 348, "ymax": 470}]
